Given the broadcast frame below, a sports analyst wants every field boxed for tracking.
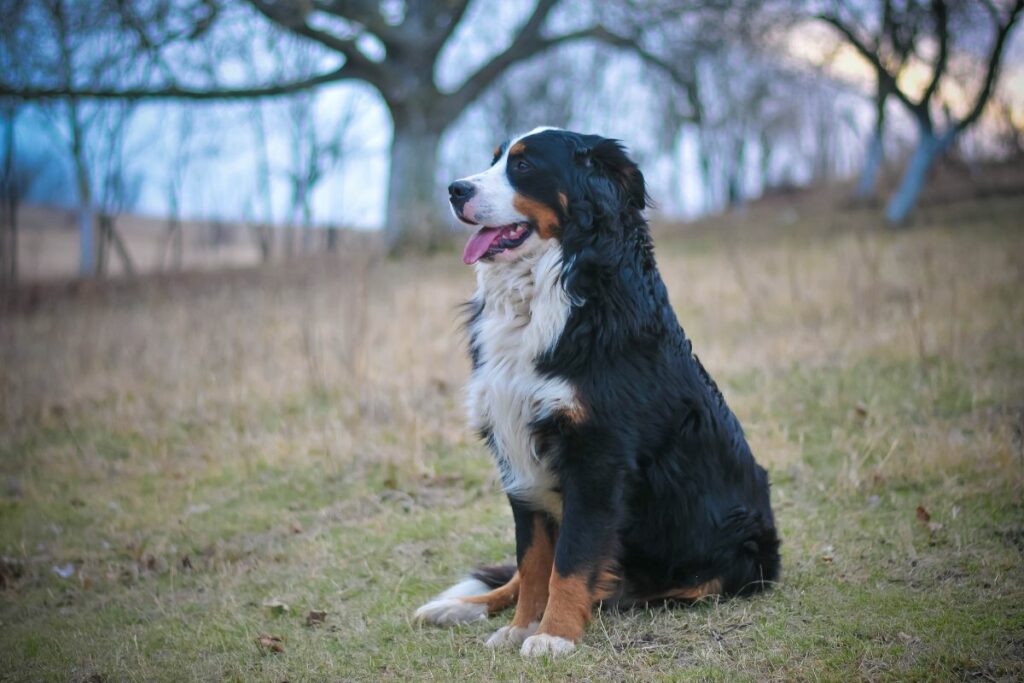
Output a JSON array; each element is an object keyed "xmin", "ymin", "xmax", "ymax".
[{"xmin": 1, "ymin": 189, "xmax": 1023, "ymax": 681}]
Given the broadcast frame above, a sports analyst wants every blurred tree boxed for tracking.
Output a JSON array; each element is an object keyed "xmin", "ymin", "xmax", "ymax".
[
  {"xmin": 818, "ymin": 0, "xmax": 1024, "ymax": 224},
  {"xmin": 0, "ymin": 0, "xmax": 700, "ymax": 255},
  {"xmin": 0, "ymin": 104, "xmax": 42, "ymax": 287},
  {"xmin": 92, "ymin": 101, "xmax": 139, "ymax": 276},
  {"xmin": 842, "ymin": 1, "xmax": 925, "ymax": 202},
  {"xmin": 162, "ymin": 109, "xmax": 195, "ymax": 271},
  {"xmin": 283, "ymin": 88, "xmax": 360, "ymax": 256},
  {"xmin": 246, "ymin": 101, "xmax": 276, "ymax": 263}
]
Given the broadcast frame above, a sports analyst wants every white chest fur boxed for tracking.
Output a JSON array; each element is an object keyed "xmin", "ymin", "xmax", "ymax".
[{"xmin": 466, "ymin": 242, "xmax": 575, "ymax": 519}]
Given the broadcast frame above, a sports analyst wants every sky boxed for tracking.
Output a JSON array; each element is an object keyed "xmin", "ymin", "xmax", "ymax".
[{"xmin": 9, "ymin": 0, "xmax": 1023, "ymax": 232}]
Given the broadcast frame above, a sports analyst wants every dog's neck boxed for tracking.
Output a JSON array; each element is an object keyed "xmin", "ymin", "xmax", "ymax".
[{"xmin": 473, "ymin": 239, "xmax": 564, "ymax": 313}]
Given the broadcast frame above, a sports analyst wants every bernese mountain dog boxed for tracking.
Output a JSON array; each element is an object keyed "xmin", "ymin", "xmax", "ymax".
[{"xmin": 414, "ymin": 127, "xmax": 780, "ymax": 658}]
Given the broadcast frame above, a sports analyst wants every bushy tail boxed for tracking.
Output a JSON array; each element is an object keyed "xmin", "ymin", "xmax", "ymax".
[{"xmin": 471, "ymin": 564, "xmax": 516, "ymax": 589}]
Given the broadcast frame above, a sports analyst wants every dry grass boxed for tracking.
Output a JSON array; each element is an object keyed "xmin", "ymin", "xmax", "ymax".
[{"xmin": 1, "ymin": 188, "xmax": 1023, "ymax": 681}]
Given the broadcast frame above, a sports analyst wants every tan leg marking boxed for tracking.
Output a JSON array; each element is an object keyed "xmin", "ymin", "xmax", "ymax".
[
  {"xmin": 510, "ymin": 517, "xmax": 556, "ymax": 629},
  {"xmin": 535, "ymin": 571, "xmax": 594, "ymax": 643}
]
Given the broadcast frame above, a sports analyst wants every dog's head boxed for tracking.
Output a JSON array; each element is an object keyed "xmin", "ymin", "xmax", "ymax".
[{"xmin": 449, "ymin": 127, "xmax": 647, "ymax": 265}]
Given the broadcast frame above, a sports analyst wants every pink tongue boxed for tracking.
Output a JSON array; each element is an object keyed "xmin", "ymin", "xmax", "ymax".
[{"xmin": 462, "ymin": 227, "xmax": 503, "ymax": 265}]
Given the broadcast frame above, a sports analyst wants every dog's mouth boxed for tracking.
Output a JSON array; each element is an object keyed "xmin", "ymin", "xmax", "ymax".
[{"xmin": 462, "ymin": 222, "xmax": 534, "ymax": 265}]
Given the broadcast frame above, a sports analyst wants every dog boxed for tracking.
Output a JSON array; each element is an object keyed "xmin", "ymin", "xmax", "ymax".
[{"xmin": 414, "ymin": 127, "xmax": 780, "ymax": 657}]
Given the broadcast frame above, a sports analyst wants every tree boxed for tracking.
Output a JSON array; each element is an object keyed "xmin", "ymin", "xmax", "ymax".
[
  {"xmin": 840, "ymin": 0, "xmax": 925, "ymax": 202},
  {"xmin": 282, "ymin": 86, "xmax": 360, "ymax": 255},
  {"xmin": 161, "ymin": 108, "xmax": 195, "ymax": 271},
  {"xmin": 1, "ymin": 0, "xmax": 701, "ymax": 254},
  {"xmin": 819, "ymin": 0, "xmax": 1024, "ymax": 224},
  {"xmin": 0, "ymin": 103, "xmax": 41, "ymax": 287}
]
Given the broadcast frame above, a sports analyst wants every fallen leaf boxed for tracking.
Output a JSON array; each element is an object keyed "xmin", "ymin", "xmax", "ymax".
[
  {"xmin": 263, "ymin": 599, "xmax": 290, "ymax": 616},
  {"xmin": 181, "ymin": 555, "xmax": 193, "ymax": 571},
  {"xmin": 0, "ymin": 557, "xmax": 25, "ymax": 588},
  {"xmin": 306, "ymin": 610, "xmax": 327, "ymax": 627},
  {"xmin": 915, "ymin": 506, "xmax": 931, "ymax": 523},
  {"xmin": 52, "ymin": 563, "xmax": 75, "ymax": 579},
  {"xmin": 256, "ymin": 634, "xmax": 285, "ymax": 653},
  {"xmin": 854, "ymin": 402, "xmax": 869, "ymax": 418},
  {"xmin": 290, "ymin": 522, "xmax": 303, "ymax": 535}
]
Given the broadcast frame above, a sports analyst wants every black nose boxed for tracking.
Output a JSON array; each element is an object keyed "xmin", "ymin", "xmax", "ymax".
[{"xmin": 448, "ymin": 180, "xmax": 475, "ymax": 202}]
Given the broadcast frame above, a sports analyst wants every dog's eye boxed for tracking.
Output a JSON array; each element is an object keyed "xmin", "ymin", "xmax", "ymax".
[{"xmin": 514, "ymin": 159, "xmax": 531, "ymax": 173}]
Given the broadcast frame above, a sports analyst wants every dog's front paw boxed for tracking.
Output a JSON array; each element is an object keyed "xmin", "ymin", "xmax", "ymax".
[
  {"xmin": 485, "ymin": 622, "xmax": 538, "ymax": 648},
  {"xmin": 413, "ymin": 598, "xmax": 487, "ymax": 626},
  {"xmin": 520, "ymin": 633, "xmax": 576, "ymax": 658}
]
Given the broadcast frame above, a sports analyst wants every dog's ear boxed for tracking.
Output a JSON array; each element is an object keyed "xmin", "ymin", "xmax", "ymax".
[{"xmin": 578, "ymin": 137, "xmax": 647, "ymax": 211}]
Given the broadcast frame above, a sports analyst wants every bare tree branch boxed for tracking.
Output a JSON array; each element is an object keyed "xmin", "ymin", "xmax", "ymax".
[
  {"xmin": 817, "ymin": 12, "xmax": 925, "ymax": 121},
  {"xmin": 312, "ymin": 0, "xmax": 396, "ymax": 44},
  {"xmin": 957, "ymin": 0, "xmax": 1024, "ymax": 132},
  {"xmin": 446, "ymin": 20, "xmax": 698, "ymax": 122},
  {"xmin": 918, "ymin": 0, "xmax": 948, "ymax": 109},
  {"xmin": 247, "ymin": 0, "xmax": 383, "ymax": 85},
  {"xmin": 434, "ymin": 0, "xmax": 473, "ymax": 55},
  {"xmin": 0, "ymin": 64, "xmax": 355, "ymax": 101}
]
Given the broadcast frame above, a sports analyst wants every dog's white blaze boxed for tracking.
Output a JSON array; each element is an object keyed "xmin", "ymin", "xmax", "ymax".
[
  {"xmin": 467, "ymin": 239, "xmax": 574, "ymax": 520},
  {"xmin": 452, "ymin": 126, "xmax": 562, "ymax": 227}
]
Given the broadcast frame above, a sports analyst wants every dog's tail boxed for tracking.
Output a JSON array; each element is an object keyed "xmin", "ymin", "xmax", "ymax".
[{"xmin": 471, "ymin": 564, "xmax": 516, "ymax": 589}]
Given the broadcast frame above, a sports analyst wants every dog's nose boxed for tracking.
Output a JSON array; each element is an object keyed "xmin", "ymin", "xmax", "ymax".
[{"xmin": 448, "ymin": 180, "xmax": 475, "ymax": 202}]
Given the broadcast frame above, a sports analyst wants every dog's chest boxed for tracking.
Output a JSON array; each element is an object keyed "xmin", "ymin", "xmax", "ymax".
[{"xmin": 466, "ymin": 246, "xmax": 574, "ymax": 517}]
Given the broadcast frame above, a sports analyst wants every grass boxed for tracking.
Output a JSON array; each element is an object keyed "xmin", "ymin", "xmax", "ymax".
[{"xmin": 1, "ymin": 189, "xmax": 1023, "ymax": 681}]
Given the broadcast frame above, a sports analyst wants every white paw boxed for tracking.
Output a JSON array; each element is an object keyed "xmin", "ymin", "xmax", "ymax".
[
  {"xmin": 485, "ymin": 622, "xmax": 538, "ymax": 648},
  {"xmin": 414, "ymin": 598, "xmax": 487, "ymax": 626},
  {"xmin": 520, "ymin": 633, "xmax": 576, "ymax": 658}
]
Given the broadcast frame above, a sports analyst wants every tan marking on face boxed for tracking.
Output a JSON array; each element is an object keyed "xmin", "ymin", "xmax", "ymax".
[
  {"xmin": 492, "ymin": 145, "xmax": 503, "ymax": 161},
  {"xmin": 509, "ymin": 141, "xmax": 527, "ymax": 156},
  {"xmin": 536, "ymin": 571, "xmax": 594, "ymax": 643},
  {"xmin": 462, "ymin": 571, "xmax": 520, "ymax": 615},
  {"xmin": 510, "ymin": 517, "xmax": 556, "ymax": 628},
  {"xmin": 513, "ymin": 194, "xmax": 561, "ymax": 239},
  {"xmin": 661, "ymin": 577, "xmax": 722, "ymax": 601}
]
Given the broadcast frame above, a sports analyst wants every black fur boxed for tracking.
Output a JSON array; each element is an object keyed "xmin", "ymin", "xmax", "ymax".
[{"xmin": 467, "ymin": 129, "xmax": 780, "ymax": 605}]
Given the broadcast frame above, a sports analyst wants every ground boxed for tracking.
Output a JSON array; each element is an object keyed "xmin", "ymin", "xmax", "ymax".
[{"xmin": 1, "ymin": 189, "xmax": 1023, "ymax": 681}]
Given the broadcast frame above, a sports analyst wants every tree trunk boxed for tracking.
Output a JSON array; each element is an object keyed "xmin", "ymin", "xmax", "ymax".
[
  {"xmin": 855, "ymin": 88, "xmax": 888, "ymax": 202},
  {"xmin": 855, "ymin": 131, "xmax": 885, "ymax": 202},
  {"xmin": 384, "ymin": 116, "xmax": 448, "ymax": 254},
  {"xmin": 102, "ymin": 214, "xmax": 135, "ymax": 276},
  {"xmin": 67, "ymin": 99, "xmax": 97, "ymax": 277},
  {"xmin": 885, "ymin": 127, "xmax": 956, "ymax": 225},
  {"xmin": 1, "ymin": 108, "xmax": 16, "ymax": 286},
  {"xmin": 726, "ymin": 137, "xmax": 746, "ymax": 209},
  {"xmin": 78, "ymin": 207, "xmax": 95, "ymax": 276}
]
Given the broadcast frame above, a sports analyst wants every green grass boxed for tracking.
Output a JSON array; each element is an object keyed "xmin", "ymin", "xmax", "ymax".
[{"xmin": 2, "ymin": 193, "xmax": 1023, "ymax": 681}]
